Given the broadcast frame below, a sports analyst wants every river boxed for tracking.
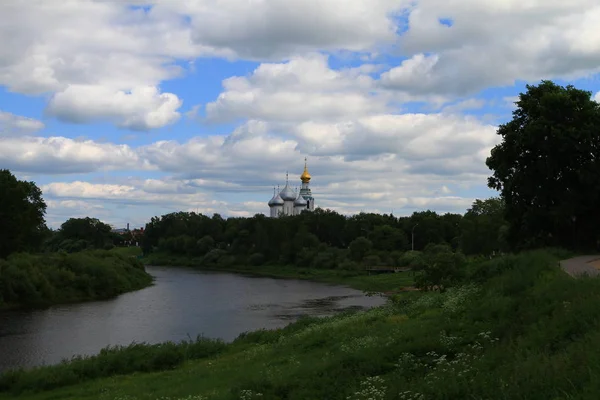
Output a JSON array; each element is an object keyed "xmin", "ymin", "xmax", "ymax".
[{"xmin": 0, "ymin": 266, "xmax": 385, "ymax": 373}]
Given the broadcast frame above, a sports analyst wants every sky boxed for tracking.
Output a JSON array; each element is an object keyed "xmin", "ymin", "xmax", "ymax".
[{"xmin": 2, "ymin": 0, "xmax": 600, "ymax": 229}]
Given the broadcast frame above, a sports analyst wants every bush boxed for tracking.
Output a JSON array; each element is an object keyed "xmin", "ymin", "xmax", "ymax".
[{"xmin": 0, "ymin": 250, "xmax": 152, "ymax": 308}]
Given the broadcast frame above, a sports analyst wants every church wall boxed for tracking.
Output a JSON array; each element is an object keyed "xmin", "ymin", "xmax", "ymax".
[{"xmin": 283, "ymin": 201, "xmax": 294, "ymax": 216}]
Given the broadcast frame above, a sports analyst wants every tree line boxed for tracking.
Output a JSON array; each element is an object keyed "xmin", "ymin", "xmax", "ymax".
[
  {"xmin": 2, "ymin": 80, "xmax": 600, "ymax": 283},
  {"xmin": 142, "ymin": 198, "xmax": 507, "ymax": 271}
]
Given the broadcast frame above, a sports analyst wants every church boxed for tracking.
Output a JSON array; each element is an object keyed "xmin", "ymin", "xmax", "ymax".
[{"xmin": 267, "ymin": 158, "xmax": 315, "ymax": 217}]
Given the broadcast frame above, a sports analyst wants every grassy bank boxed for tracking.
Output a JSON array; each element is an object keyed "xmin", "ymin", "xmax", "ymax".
[
  {"xmin": 142, "ymin": 251, "xmax": 415, "ymax": 293},
  {"xmin": 0, "ymin": 250, "xmax": 153, "ymax": 309},
  {"xmin": 3, "ymin": 250, "xmax": 600, "ymax": 399}
]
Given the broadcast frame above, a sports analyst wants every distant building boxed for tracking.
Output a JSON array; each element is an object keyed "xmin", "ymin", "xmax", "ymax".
[{"xmin": 268, "ymin": 158, "xmax": 315, "ymax": 218}]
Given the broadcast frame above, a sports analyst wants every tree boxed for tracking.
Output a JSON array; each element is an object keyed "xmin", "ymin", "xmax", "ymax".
[
  {"xmin": 415, "ymin": 244, "xmax": 465, "ymax": 292},
  {"xmin": 460, "ymin": 198, "xmax": 508, "ymax": 255},
  {"xmin": 486, "ymin": 80, "xmax": 600, "ymax": 250},
  {"xmin": 0, "ymin": 170, "xmax": 47, "ymax": 258},
  {"xmin": 369, "ymin": 225, "xmax": 408, "ymax": 252},
  {"xmin": 58, "ymin": 217, "xmax": 113, "ymax": 250},
  {"xmin": 349, "ymin": 237, "xmax": 372, "ymax": 263}
]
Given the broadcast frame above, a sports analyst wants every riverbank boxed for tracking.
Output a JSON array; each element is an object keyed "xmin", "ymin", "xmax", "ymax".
[
  {"xmin": 2, "ymin": 250, "xmax": 599, "ymax": 399},
  {"xmin": 141, "ymin": 251, "xmax": 415, "ymax": 293},
  {"xmin": 0, "ymin": 250, "xmax": 153, "ymax": 309}
]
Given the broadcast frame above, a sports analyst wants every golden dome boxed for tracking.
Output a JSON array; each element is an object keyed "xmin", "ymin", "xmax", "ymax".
[{"xmin": 300, "ymin": 157, "xmax": 311, "ymax": 183}]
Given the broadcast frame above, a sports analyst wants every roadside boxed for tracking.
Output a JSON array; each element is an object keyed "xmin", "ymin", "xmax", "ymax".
[{"xmin": 560, "ymin": 255, "xmax": 600, "ymax": 277}]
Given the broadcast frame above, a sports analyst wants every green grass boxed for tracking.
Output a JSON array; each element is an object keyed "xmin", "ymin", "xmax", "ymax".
[
  {"xmin": 4, "ymin": 250, "xmax": 600, "ymax": 399},
  {"xmin": 109, "ymin": 247, "xmax": 144, "ymax": 257},
  {"xmin": 142, "ymin": 253, "xmax": 415, "ymax": 293}
]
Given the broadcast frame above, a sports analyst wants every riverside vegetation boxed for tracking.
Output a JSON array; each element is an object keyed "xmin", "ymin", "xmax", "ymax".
[
  {"xmin": 4, "ymin": 249, "xmax": 600, "ymax": 400},
  {"xmin": 0, "ymin": 169, "xmax": 153, "ymax": 309},
  {"xmin": 0, "ymin": 251, "xmax": 153, "ymax": 309},
  {"xmin": 3, "ymin": 80, "xmax": 600, "ymax": 397}
]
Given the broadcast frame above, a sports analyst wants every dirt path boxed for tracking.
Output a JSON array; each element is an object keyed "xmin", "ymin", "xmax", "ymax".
[{"xmin": 560, "ymin": 255, "xmax": 600, "ymax": 277}]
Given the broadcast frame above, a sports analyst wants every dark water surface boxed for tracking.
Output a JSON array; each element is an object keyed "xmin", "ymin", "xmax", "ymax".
[{"xmin": 0, "ymin": 266, "xmax": 385, "ymax": 372}]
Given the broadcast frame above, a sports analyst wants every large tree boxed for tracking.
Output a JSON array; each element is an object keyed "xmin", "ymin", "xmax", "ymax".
[
  {"xmin": 0, "ymin": 170, "xmax": 48, "ymax": 258},
  {"xmin": 460, "ymin": 197, "xmax": 508, "ymax": 255},
  {"xmin": 486, "ymin": 81, "xmax": 600, "ymax": 250}
]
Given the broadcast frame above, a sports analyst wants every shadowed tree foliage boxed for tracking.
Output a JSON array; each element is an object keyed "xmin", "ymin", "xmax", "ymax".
[
  {"xmin": 486, "ymin": 80, "xmax": 600, "ymax": 250},
  {"xmin": 141, "ymin": 207, "xmax": 482, "ymax": 270},
  {"xmin": 44, "ymin": 217, "xmax": 116, "ymax": 253},
  {"xmin": 460, "ymin": 197, "xmax": 508, "ymax": 255},
  {"xmin": 0, "ymin": 170, "xmax": 48, "ymax": 258}
]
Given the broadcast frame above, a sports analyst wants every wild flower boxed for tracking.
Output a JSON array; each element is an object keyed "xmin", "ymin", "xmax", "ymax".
[
  {"xmin": 243, "ymin": 343, "xmax": 269, "ymax": 359},
  {"xmin": 239, "ymin": 389, "xmax": 264, "ymax": 400},
  {"xmin": 346, "ymin": 376, "xmax": 387, "ymax": 400},
  {"xmin": 439, "ymin": 330, "xmax": 460, "ymax": 350},
  {"xmin": 394, "ymin": 352, "xmax": 427, "ymax": 372},
  {"xmin": 441, "ymin": 284, "xmax": 480, "ymax": 314},
  {"xmin": 405, "ymin": 293, "xmax": 444, "ymax": 314},
  {"xmin": 398, "ymin": 390, "xmax": 425, "ymax": 400}
]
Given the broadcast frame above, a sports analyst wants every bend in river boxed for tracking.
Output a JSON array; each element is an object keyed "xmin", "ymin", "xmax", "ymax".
[{"xmin": 0, "ymin": 266, "xmax": 385, "ymax": 372}]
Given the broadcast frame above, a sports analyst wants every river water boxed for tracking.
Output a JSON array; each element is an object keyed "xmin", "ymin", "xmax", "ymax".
[{"xmin": 0, "ymin": 266, "xmax": 385, "ymax": 372}]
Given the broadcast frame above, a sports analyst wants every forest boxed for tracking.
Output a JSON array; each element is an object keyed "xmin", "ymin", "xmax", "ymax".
[{"xmin": 141, "ymin": 198, "xmax": 505, "ymax": 272}]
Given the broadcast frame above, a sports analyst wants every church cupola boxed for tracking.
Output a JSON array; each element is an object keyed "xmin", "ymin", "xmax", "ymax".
[{"xmin": 300, "ymin": 157, "xmax": 311, "ymax": 183}]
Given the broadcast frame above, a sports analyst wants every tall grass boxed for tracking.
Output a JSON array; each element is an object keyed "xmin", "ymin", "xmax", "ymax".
[
  {"xmin": 0, "ymin": 336, "xmax": 226, "ymax": 394},
  {"xmin": 4, "ymin": 250, "xmax": 600, "ymax": 399}
]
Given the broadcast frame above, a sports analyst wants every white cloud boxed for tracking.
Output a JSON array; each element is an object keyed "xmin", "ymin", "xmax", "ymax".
[
  {"xmin": 206, "ymin": 54, "xmax": 388, "ymax": 123},
  {"xmin": 157, "ymin": 0, "xmax": 404, "ymax": 60},
  {"xmin": 441, "ymin": 99, "xmax": 486, "ymax": 114},
  {"xmin": 46, "ymin": 85, "xmax": 182, "ymax": 130},
  {"xmin": 594, "ymin": 92, "xmax": 600, "ymax": 102},
  {"xmin": 0, "ymin": 136, "xmax": 151, "ymax": 174},
  {"xmin": 0, "ymin": 111, "xmax": 45, "ymax": 136},
  {"xmin": 383, "ymin": 0, "xmax": 600, "ymax": 96},
  {"xmin": 0, "ymin": 1, "xmax": 192, "ymax": 129}
]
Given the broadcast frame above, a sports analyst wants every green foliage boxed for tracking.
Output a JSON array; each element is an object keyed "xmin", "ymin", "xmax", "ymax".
[
  {"xmin": 414, "ymin": 244, "xmax": 465, "ymax": 292},
  {"xmin": 44, "ymin": 217, "xmax": 120, "ymax": 253},
  {"xmin": 487, "ymin": 80, "xmax": 600, "ymax": 251},
  {"xmin": 5, "ymin": 250, "xmax": 600, "ymax": 400},
  {"xmin": 141, "ymin": 208, "xmax": 475, "ymax": 271},
  {"xmin": 0, "ymin": 251, "xmax": 152, "ymax": 308},
  {"xmin": 0, "ymin": 170, "xmax": 48, "ymax": 258},
  {"xmin": 460, "ymin": 197, "xmax": 508, "ymax": 255},
  {"xmin": 0, "ymin": 336, "xmax": 226, "ymax": 394}
]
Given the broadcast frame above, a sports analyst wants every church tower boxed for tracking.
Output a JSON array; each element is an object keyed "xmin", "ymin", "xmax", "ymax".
[
  {"xmin": 267, "ymin": 158, "xmax": 315, "ymax": 217},
  {"xmin": 299, "ymin": 157, "xmax": 315, "ymax": 211}
]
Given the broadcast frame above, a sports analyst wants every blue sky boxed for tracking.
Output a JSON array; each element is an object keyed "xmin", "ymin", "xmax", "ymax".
[{"xmin": 1, "ymin": 0, "xmax": 599, "ymax": 229}]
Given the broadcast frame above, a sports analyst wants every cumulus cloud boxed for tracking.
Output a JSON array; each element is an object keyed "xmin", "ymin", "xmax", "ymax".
[
  {"xmin": 206, "ymin": 54, "xmax": 388, "ymax": 123},
  {"xmin": 6, "ymin": 0, "xmax": 600, "ymax": 226},
  {"xmin": 382, "ymin": 0, "xmax": 600, "ymax": 96},
  {"xmin": 594, "ymin": 92, "xmax": 600, "ymax": 102},
  {"xmin": 0, "ymin": 111, "xmax": 44, "ymax": 136},
  {"xmin": 0, "ymin": 1, "xmax": 191, "ymax": 129},
  {"xmin": 41, "ymin": 179, "xmax": 267, "ymax": 221},
  {"xmin": 157, "ymin": 0, "xmax": 404, "ymax": 60},
  {"xmin": 46, "ymin": 85, "xmax": 182, "ymax": 130},
  {"xmin": 0, "ymin": 136, "xmax": 151, "ymax": 174}
]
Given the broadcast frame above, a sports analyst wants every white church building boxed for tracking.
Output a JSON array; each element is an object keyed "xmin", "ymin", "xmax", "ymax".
[{"xmin": 268, "ymin": 158, "xmax": 315, "ymax": 218}]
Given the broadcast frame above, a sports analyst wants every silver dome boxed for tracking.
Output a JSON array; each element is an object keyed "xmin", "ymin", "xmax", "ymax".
[
  {"xmin": 294, "ymin": 194, "xmax": 307, "ymax": 206},
  {"xmin": 279, "ymin": 183, "xmax": 296, "ymax": 201},
  {"xmin": 268, "ymin": 187, "xmax": 284, "ymax": 206}
]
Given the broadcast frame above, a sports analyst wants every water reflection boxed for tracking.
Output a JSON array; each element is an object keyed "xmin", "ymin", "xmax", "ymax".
[{"xmin": 0, "ymin": 266, "xmax": 385, "ymax": 372}]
